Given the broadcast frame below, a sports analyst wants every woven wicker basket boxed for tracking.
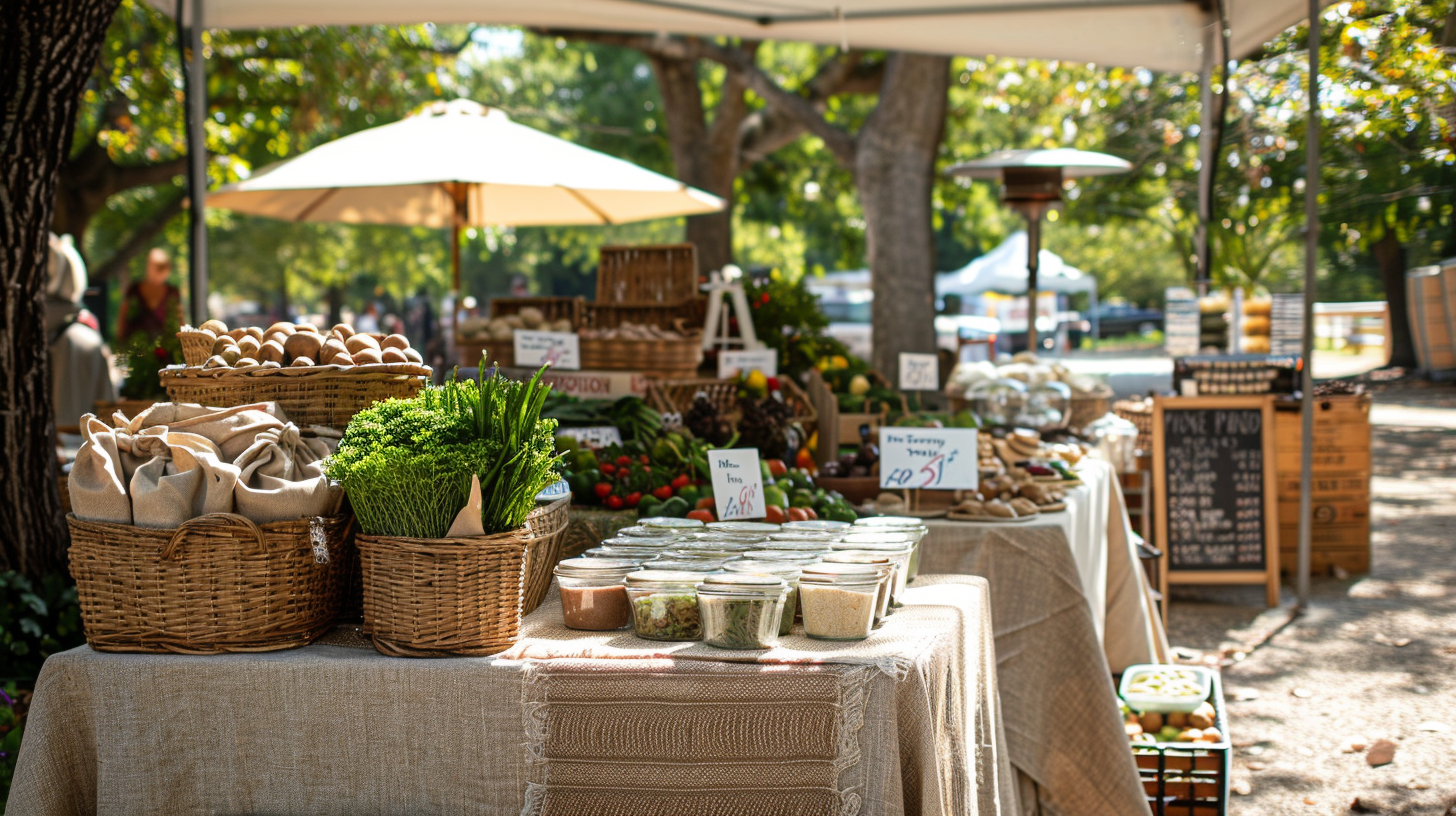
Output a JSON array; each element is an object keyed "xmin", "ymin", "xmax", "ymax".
[
  {"xmin": 1068, "ymin": 393, "xmax": 1113, "ymax": 430},
  {"xmin": 522, "ymin": 496, "xmax": 571, "ymax": 615},
  {"xmin": 67, "ymin": 513, "xmax": 354, "ymax": 654},
  {"xmin": 1114, "ymin": 398, "xmax": 1154, "ymax": 450},
  {"xmin": 647, "ymin": 376, "xmax": 817, "ymax": 440},
  {"xmin": 578, "ymin": 335, "xmax": 703, "ymax": 378},
  {"xmin": 357, "ymin": 525, "xmax": 530, "ymax": 657},
  {"xmin": 160, "ymin": 363, "xmax": 429, "ymax": 430},
  {"xmin": 457, "ymin": 336, "xmax": 511, "ymax": 368},
  {"xmin": 597, "ymin": 244, "xmax": 699, "ymax": 304},
  {"xmin": 178, "ymin": 329, "xmax": 216, "ymax": 367}
]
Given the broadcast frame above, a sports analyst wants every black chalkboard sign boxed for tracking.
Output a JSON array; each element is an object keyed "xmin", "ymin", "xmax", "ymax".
[{"xmin": 1153, "ymin": 396, "xmax": 1280, "ymax": 607}]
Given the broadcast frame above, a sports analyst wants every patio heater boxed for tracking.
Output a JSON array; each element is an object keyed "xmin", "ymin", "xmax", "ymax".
[{"xmin": 948, "ymin": 149, "xmax": 1130, "ymax": 352}]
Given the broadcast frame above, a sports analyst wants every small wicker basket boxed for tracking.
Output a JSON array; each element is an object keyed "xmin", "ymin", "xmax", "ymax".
[
  {"xmin": 160, "ymin": 363, "xmax": 429, "ymax": 430},
  {"xmin": 178, "ymin": 329, "xmax": 217, "ymax": 367},
  {"xmin": 522, "ymin": 496, "xmax": 571, "ymax": 615},
  {"xmin": 67, "ymin": 513, "xmax": 354, "ymax": 654}
]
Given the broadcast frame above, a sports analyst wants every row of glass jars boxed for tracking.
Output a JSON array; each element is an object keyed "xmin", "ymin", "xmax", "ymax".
[{"xmin": 554, "ymin": 515, "xmax": 930, "ymax": 648}]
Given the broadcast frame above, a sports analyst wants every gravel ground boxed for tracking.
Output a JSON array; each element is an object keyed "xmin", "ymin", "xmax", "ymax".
[{"xmin": 1165, "ymin": 381, "xmax": 1456, "ymax": 815}]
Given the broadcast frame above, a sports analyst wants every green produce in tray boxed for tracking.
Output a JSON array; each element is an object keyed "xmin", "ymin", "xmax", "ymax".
[{"xmin": 631, "ymin": 593, "xmax": 702, "ymax": 640}]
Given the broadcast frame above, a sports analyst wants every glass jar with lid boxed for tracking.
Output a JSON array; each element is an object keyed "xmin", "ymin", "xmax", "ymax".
[
  {"xmin": 706, "ymin": 521, "xmax": 781, "ymax": 534},
  {"xmin": 599, "ymin": 536, "xmax": 675, "ymax": 549},
  {"xmin": 696, "ymin": 573, "xmax": 788, "ymax": 649},
  {"xmin": 769, "ymin": 531, "xmax": 841, "ymax": 545},
  {"xmin": 782, "ymin": 520, "xmax": 852, "ymax": 534},
  {"xmin": 584, "ymin": 544, "xmax": 671, "ymax": 562},
  {"xmin": 738, "ymin": 550, "xmax": 821, "ymax": 566},
  {"xmin": 822, "ymin": 553, "xmax": 893, "ymax": 624},
  {"xmin": 640, "ymin": 517, "xmax": 706, "ymax": 532},
  {"xmin": 686, "ymin": 531, "xmax": 768, "ymax": 546},
  {"xmin": 624, "ymin": 569, "xmax": 710, "ymax": 641},
  {"xmin": 851, "ymin": 518, "xmax": 929, "ymax": 580},
  {"xmin": 722, "ymin": 560, "xmax": 803, "ymax": 635},
  {"xmin": 666, "ymin": 546, "xmax": 748, "ymax": 561},
  {"xmin": 553, "ymin": 558, "xmax": 637, "ymax": 630},
  {"xmin": 752, "ymin": 539, "xmax": 830, "ymax": 554},
  {"xmin": 798, "ymin": 563, "xmax": 881, "ymax": 641},
  {"xmin": 831, "ymin": 536, "xmax": 914, "ymax": 603}
]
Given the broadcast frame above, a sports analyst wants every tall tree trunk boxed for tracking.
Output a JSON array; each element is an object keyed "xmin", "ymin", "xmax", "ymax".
[
  {"xmin": 1373, "ymin": 226, "xmax": 1416, "ymax": 369},
  {"xmin": 650, "ymin": 52, "xmax": 749, "ymax": 274},
  {"xmin": 326, "ymin": 283, "xmax": 344, "ymax": 327},
  {"xmin": 1, "ymin": 0, "xmax": 121, "ymax": 577},
  {"xmin": 856, "ymin": 54, "xmax": 950, "ymax": 382}
]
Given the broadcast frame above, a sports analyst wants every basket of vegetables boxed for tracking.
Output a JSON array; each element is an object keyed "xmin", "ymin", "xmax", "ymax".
[
  {"xmin": 327, "ymin": 366, "xmax": 563, "ymax": 656},
  {"xmin": 457, "ymin": 297, "xmax": 583, "ymax": 369}
]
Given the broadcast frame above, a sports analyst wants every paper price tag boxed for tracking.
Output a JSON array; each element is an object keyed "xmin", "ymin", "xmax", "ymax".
[
  {"xmin": 709, "ymin": 448, "xmax": 766, "ymax": 520},
  {"xmin": 514, "ymin": 331, "xmax": 580, "ymax": 370},
  {"xmin": 718, "ymin": 349, "xmax": 778, "ymax": 380},
  {"xmin": 878, "ymin": 428, "xmax": 979, "ymax": 490},
  {"xmin": 898, "ymin": 353, "xmax": 940, "ymax": 391}
]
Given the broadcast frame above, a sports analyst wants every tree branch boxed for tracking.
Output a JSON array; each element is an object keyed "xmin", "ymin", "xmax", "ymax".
[{"xmin": 92, "ymin": 192, "xmax": 185, "ymax": 283}]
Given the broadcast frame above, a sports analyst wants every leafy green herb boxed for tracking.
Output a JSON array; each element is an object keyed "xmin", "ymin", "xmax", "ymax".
[{"xmin": 701, "ymin": 596, "xmax": 778, "ymax": 649}]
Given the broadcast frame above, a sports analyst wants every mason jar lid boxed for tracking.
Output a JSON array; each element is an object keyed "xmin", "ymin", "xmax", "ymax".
[
  {"xmin": 769, "ymin": 531, "xmax": 838, "ymax": 543},
  {"xmin": 830, "ymin": 538, "xmax": 912, "ymax": 554},
  {"xmin": 751, "ymin": 539, "xmax": 829, "ymax": 552},
  {"xmin": 617, "ymin": 525, "xmax": 679, "ymax": 539},
  {"xmin": 649, "ymin": 558, "xmax": 727, "ymax": 571},
  {"xmin": 625, "ymin": 569, "xmax": 710, "ymax": 589},
  {"xmin": 723, "ymin": 560, "xmax": 803, "ymax": 578},
  {"xmin": 782, "ymin": 520, "xmax": 852, "ymax": 532},
  {"xmin": 823, "ymin": 552, "xmax": 894, "ymax": 575},
  {"xmin": 837, "ymin": 531, "xmax": 917, "ymax": 546},
  {"xmin": 687, "ymin": 531, "xmax": 768, "ymax": 545},
  {"xmin": 555, "ymin": 557, "xmax": 639, "ymax": 578},
  {"xmin": 854, "ymin": 516, "xmax": 927, "ymax": 531},
  {"xmin": 706, "ymin": 521, "xmax": 781, "ymax": 533},
  {"xmin": 696, "ymin": 572, "xmax": 786, "ymax": 597},
  {"xmin": 667, "ymin": 547, "xmax": 748, "ymax": 559},
  {"xmin": 583, "ymin": 545, "xmax": 664, "ymax": 559},
  {"xmin": 600, "ymin": 536, "xmax": 674, "ymax": 549},
  {"xmin": 640, "ymin": 517, "xmax": 706, "ymax": 530},
  {"xmin": 739, "ymin": 550, "xmax": 820, "ymax": 564},
  {"xmin": 799, "ymin": 562, "xmax": 882, "ymax": 586}
]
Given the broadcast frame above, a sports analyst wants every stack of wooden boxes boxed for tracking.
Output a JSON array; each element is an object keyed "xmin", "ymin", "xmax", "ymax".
[{"xmin": 1274, "ymin": 394, "xmax": 1373, "ymax": 575}]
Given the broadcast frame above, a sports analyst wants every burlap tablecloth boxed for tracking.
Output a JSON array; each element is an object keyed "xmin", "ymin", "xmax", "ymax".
[
  {"xmin": 7, "ymin": 577, "xmax": 1013, "ymax": 816},
  {"xmin": 916, "ymin": 460, "xmax": 1163, "ymax": 816}
]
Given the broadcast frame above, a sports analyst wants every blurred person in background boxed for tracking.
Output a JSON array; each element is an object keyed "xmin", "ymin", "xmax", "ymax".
[
  {"xmin": 355, "ymin": 302, "xmax": 380, "ymax": 334},
  {"xmin": 47, "ymin": 233, "xmax": 116, "ymax": 430},
  {"xmin": 116, "ymin": 248, "xmax": 183, "ymax": 344}
]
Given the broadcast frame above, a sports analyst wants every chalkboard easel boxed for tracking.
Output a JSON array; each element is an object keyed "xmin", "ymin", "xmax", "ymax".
[{"xmin": 1153, "ymin": 396, "xmax": 1280, "ymax": 607}]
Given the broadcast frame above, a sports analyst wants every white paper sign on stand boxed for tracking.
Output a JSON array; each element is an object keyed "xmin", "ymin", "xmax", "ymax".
[
  {"xmin": 718, "ymin": 349, "xmax": 778, "ymax": 379},
  {"xmin": 878, "ymin": 428, "xmax": 980, "ymax": 490},
  {"xmin": 709, "ymin": 448, "xmax": 766, "ymax": 520},
  {"xmin": 898, "ymin": 353, "xmax": 940, "ymax": 390},
  {"xmin": 513, "ymin": 331, "xmax": 581, "ymax": 369}
]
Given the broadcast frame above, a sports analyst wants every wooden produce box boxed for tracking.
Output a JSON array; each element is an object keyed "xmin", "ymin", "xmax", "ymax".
[
  {"xmin": 1274, "ymin": 395, "xmax": 1372, "ymax": 575},
  {"xmin": 1132, "ymin": 672, "xmax": 1231, "ymax": 816}
]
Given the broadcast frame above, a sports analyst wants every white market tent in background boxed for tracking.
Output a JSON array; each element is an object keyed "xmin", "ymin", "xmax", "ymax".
[{"xmin": 936, "ymin": 231, "xmax": 1100, "ymax": 336}]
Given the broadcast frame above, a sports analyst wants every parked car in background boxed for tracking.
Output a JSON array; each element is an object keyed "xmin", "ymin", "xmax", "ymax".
[{"xmin": 1084, "ymin": 303, "xmax": 1164, "ymax": 338}]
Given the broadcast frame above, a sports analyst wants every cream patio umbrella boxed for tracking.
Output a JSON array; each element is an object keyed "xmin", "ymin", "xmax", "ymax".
[{"xmin": 208, "ymin": 98, "xmax": 725, "ymax": 293}]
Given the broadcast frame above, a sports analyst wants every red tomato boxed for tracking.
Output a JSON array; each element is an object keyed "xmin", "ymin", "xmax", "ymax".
[
  {"xmin": 671, "ymin": 474, "xmax": 691, "ymax": 490},
  {"xmin": 604, "ymin": 495, "xmax": 625, "ymax": 510},
  {"xmin": 653, "ymin": 485, "xmax": 674, "ymax": 501},
  {"xmin": 686, "ymin": 509, "xmax": 715, "ymax": 523},
  {"xmin": 765, "ymin": 459, "xmax": 788, "ymax": 478},
  {"xmin": 787, "ymin": 507, "xmax": 809, "ymax": 522},
  {"xmin": 600, "ymin": 463, "xmax": 617, "ymax": 476},
  {"xmin": 625, "ymin": 492, "xmax": 642, "ymax": 508},
  {"xmin": 803, "ymin": 507, "xmax": 818, "ymax": 520},
  {"xmin": 764, "ymin": 506, "xmax": 787, "ymax": 524},
  {"xmin": 695, "ymin": 497, "xmax": 716, "ymax": 511},
  {"xmin": 616, "ymin": 455, "xmax": 633, "ymax": 467},
  {"xmin": 593, "ymin": 483, "xmax": 613, "ymax": 499},
  {"xmin": 640, "ymin": 455, "xmax": 650, "ymax": 465}
]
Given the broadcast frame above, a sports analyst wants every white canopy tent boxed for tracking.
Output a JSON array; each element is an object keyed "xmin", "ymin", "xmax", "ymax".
[
  {"xmin": 154, "ymin": 0, "xmax": 1333, "ymax": 602},
  {"xmin": 936, "ymin": 231, "xmax": 1100, "ymax": 336}
]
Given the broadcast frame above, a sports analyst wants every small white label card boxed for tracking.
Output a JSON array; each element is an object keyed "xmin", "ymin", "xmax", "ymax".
[
  {"xmin": 879, "ymin": 428, "xmax": 979, "ymax": 490},
  {"xmin": 709, "ymin": 448, "xmax": 765, "ymax": 520},
  {"xmin": 718, "ymin": 349, "xmax": 778, "ymax": 380},
  {"xmin": 514, "ymin": 331, "xmax": 581, "ymax": 370},
  {"xmin": 898, "ymin": 353, "xmax": 940, "ymax": 390}
]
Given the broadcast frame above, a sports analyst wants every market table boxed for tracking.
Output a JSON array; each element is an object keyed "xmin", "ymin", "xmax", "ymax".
[
  {"xmin": 915, "ymin": 458, "xmax": 1163, "ymax": 816},
  {"xmin": 7, "ymin": 576, "xmax": 1014, "ymax": 816}
]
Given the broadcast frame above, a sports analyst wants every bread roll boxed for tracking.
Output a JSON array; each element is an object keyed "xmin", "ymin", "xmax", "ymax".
[
  {"xmin": 290, "ymin": 356, "xmax": 314, "ymax": 367},
  {"xmin": 330, "ymin": 352, "xmax": 355, "ymax": 366},
  {"xmin": 266, "ymin": 322, "xmax": 297, "ymax": 337},
  {"xmin": 294, "ymin": 322, "xmax": 320, "ymax": 334},
  {"xmin": 258, "ymin": 340, "xmax": 286, "ymax": 364},
  {"xmin": 345, "ymin": 334, "xmax": 380, "ymax": 354},
  {"xmin": 331, "ymin": 323, "xmax": 355, "ymax": 338},
  {"xmin": 284, "ymin": 332, "xmax": 323, "ymax": 364},
  {"xmin": 381, "ymin": 347, "xmax": 409, "ymax": 363},
  {"xmin": 318, "ymin": 337, "xmax": 348, "ymax": 365},
  {"xmin": 199, "ymin": 319, "xmax": 229, "ymax": 335},
  {"xmin": 244, "ymin": 327, "xmax": 264, "ymax": 341},
  {"xmin": 381, "ymin": 334, "xmax": 409, "ymax": 351},
  {"xmin": 402, "ymin": 347, "xmax": 423, "ymax": 364},
  {"xmin": 212, "ymin": 336, "xmax": 237, "ymax": 356},
  {"xmin": 352, "ymin": 347, "xmax": 383, "ymax": 365}
]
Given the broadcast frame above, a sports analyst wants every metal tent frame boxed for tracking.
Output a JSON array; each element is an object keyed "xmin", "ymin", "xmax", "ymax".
[{"xmin": 171, "ymin": 0, "xmax": 1328, "ymax": 606}]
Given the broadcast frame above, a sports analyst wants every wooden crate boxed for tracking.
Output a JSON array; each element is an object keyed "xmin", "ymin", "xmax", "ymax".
[
  {"xmin": 1132, "ymin": 672, "xmax": 1231, "ymax": 816},
  {"xmin": 1274, "ymin": 395, "xmax": 1372, "ymax": 576},
  {"xmin": 1405, "ymin": 265, "xmax": 1456, "ymax": 375},
  {"xmin": 596, "ymin": 244, "xmax": 700, "ymax": 305}
]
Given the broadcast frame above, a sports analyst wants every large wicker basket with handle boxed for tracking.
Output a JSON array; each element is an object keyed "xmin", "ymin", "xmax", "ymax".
[
  {"xmin": 160, "ymin": 363, "xmax": 429, "ymax": 430},
  {"xmin": 356, "ymin": 499, "xmax": 566, "ymax": 657},
  {"xmin": 67, "ymin": 513, "xmax": 355, "ymax": 654}
]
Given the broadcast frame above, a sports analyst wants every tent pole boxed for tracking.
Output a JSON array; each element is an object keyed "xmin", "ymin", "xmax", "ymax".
[
  {"xmin": 182, "ymin": 0, "xmax": 209, "ymax": 324},
  {"xmin": 1296, "ymin": 0, "xmax": 1320, "ymax": 608},
  {"xmin": 1025, "ymin": 212, "xmax": 1041, "ymax": 352},
  {"xmin": 1195, "ymin": 13, "xmax": 1216, "ymax": 297}
]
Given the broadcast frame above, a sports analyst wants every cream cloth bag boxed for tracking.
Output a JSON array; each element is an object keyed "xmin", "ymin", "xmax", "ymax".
[
  {"xmin": 232, "ymin": 423, "xmax": 343, "ymax": 524},
  {"xmin": 122, "ymin": 402, "xmax": 289, "ymax": 462},
  {"xmin": 69, "ymin": 415, "xmax": 136, "ymax": 524},
  {"xmin": 123, "ymin": 427, "xmax": 241, "ymax": 528}
]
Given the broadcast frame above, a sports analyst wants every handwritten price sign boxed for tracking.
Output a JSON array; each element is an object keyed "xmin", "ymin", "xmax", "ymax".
[
  {"xmin": 898, "ymin": 353, "xmax": 940, "ymax": 391},
  {"xmin": 514, "ymin": 331, "xmax": 581, "ymax": 370},
  {"xmin": 879, "ymin": 428, "xmax": 979, "ymax": 490},
  {"xmin": 718, "ymin": 349, "xmax": 778, "ymax": 380},
  {"xmin": 709, "ymin": 448, "xmax": 766, "ymax": 520}
]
